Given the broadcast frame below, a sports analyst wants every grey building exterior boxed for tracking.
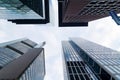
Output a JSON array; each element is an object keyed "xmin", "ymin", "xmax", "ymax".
[
  {"xmin": 62, "ymin": 38, "xmax": 120, "ymax": 80},
  {"xmin": 0, "ymin": 38, "xmax": 45, "ymax": 80}
]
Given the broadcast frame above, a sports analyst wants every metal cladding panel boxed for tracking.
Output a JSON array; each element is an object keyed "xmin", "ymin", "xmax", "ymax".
[
  {"xmin": 7, "ymin": 42, "xmax": 32, "ymax": 54},
  {"xmin": 22, "ymin": 39, "xmax": 37, "ymax": 48}
]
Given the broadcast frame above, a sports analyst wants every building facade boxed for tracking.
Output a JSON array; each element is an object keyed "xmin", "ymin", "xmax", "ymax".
[
  {"xmin": 0, "ymin": 38, "xmax": 45, "ymax": 80},
  {"xmin": 58, "ymin": 0, "xmax": 120, "ymax": 27},
  {"xmin": 62, "ymin": 38, "xmax": 120, "ymax": 80},
  {"xmin": 0, "ymin": 0, "xmax": 49, "ymax": 24}
]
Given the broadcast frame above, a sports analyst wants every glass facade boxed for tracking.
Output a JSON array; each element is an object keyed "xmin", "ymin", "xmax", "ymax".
[
  {"xmin": 0, "ymin": 0, "xmax": 45, "ymax": 19},
  {"xmin": 62, "ymin": 41, "xmax": 99, "ymax": 80},
  {"xmin": 0, "ymin": 39, "xmax": 37, "ymax": 69},
  {"xmin": 19, "ymin": 50, "xmax": 45, "ymax": 80},
  {"xmin": 62, "ymin": 41, "xmax": 83, "ymax": 61},
  {"xmin": 71, "ymin": 38, "xmax": 120, "ymax": 80},
  {"xmin": 0, "ymin": 48, "xmax": 21, "ymax": 68},
  {"xmin": 0, "ymin": 0, "xmax": 30, "ymax": 12},
  {"xmin": 0, "ymin": 38, "xmax": 45, "ymax": 80},
  {"xmin": 62, "ymin": 38, "xmax": 120, "ymax": 80}
]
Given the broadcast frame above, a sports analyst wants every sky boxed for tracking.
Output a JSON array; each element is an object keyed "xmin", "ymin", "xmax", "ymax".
[{"xmin": 0, "ymin": 0, "xmax": 120, "ymax": 80}]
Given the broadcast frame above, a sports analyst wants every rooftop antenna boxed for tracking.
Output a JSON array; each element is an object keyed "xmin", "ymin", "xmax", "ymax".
[{"xmin": 34, "ymin": 42, "xmax": 46, "ymax": 48}]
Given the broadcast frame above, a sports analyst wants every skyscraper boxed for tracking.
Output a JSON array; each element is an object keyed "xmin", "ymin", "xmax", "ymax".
[
  {"xmin": 58, "ymin": 0, "xmax": 120, "ymax": 27},
  {"xmin": 62, "ymin": 38, "xmax": 120, "ymax": 80},
  {"xmin": 0, "ymin": 38, "xmax": 45, "ymax": 80},
  {"xmin": 0, "ymin": 0, "xmax": 49, "ymax": 24}
]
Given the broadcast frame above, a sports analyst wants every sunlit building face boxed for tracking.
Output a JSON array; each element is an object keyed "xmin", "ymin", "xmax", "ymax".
[
  {"xmin": 62, "ymin": 38, "xmax": 120, "ymax": 80},
  {"xmin": 0, "ymin": 0, "xmax": 49, "ymax": 24}
]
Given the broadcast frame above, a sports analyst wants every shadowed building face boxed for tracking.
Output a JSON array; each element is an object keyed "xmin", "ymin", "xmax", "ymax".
[{"xmin": 58, "ymin": 0, "xmax": 120, "ymax": 27}]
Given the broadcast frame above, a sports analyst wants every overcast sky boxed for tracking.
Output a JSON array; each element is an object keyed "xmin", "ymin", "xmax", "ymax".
[{"xmin": 0, "ymin": 0, "xmax": 120, "ymax": 80}]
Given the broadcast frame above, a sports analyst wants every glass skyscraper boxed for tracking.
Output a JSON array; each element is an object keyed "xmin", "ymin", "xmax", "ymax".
[
  {"xmin": 0, "ymin": 38, "xmax": 45, "ymax": 80},
  {"xmin": 0, "ymin": 0, "xmax": 49, "ymax": 24},
  {"xmin": 0, "ymin": 0, "xmax": 43, "ymax": 19},
  {"xmin": 62, "ymin": 38, "xmax": 120, "ymax": 80}
]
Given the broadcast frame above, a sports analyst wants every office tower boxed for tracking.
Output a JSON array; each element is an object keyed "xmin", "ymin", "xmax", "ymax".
[
  {"xmin": 0, "ymin": 38, "xmax": 45, "ymax": 80},
  {"xmin": 0, "ymin": 0, "xmax": 49, "ymax": 24},
  {"xmin": 58, "ymin": 0, "xmax": 120, "ymax": 27},
  {"xmin": 62, "ymin": 38, "xmax": 120, "ymax": 80}
]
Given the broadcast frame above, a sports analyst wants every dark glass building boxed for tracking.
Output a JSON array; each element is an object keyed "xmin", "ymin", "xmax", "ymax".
[
  {"xmin": 0, "ymin": 38, "xmax": 45, "ymax": 80},
  {"xmin": 58, "ymin": 0, "xmax": 120, "ymax": 27},
  {"xmin": 62, "ymin": 38, "xmax": 120, "ymax": 80},
  {"xmin": 0, "ymin": 0, "xmax": 49, "ymax": 24}
]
